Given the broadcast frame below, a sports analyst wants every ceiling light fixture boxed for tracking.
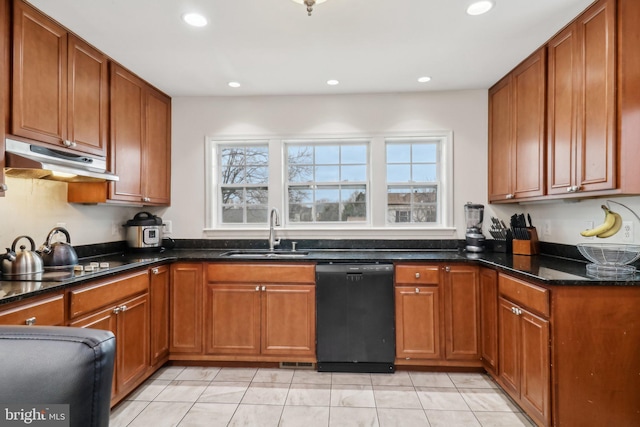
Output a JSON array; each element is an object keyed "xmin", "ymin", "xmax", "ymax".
[
  {"xmin": 418, "ymin": 76, "xmax": 432, "ymax": 83},
  {"xmin": 182, "ymin": 13, "xmax": 208, "ymax": 27},
  {"xmin": 228, "ymin": 82, "xmax": 241, "ymax": 88},
  {"xmin": 327, "ymin": 79, "xmax": 339, "ymax": 86},
  {"xmin": 466, "ymin": 1, "xmax": 495, "ymax": 16},
  {"xmin": 291, "ymin": 0, "xmax": 328, "ymax": 16}
]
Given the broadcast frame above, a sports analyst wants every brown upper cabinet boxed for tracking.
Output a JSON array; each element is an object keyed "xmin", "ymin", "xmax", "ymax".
[
  {"xmin": 109, "ymin": 64, "xmax": 171, "ymax": 205},
  {"xmin": 490, "ymin": 0, "xmax": 640, "ymax": 203},
  {"xmin": 12, "ymin": 0, "xmax": 108, "ymax": 157},
  {"xmin": 547, "ymin": 0, "xmax": 616, "ymax": 195},
  {"xmin": 488, "ymin": 48, "xmax": 546, "ymax": 202}
]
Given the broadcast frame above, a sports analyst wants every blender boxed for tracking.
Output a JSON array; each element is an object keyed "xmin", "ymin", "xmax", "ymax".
[{"xmin": 464, "ymin": 202, "xmax": 485, "ymax": 252}]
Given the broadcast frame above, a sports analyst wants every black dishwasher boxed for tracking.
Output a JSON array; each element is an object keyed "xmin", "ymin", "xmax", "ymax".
[{"xmin": 316, "ymin": 263, "xmax": 395, "ymax": 373}]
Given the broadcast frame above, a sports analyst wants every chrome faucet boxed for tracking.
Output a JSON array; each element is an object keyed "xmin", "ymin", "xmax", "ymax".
[{"xmin": 268, "ymin": 208, "xmax": 281, "ymax": 251}]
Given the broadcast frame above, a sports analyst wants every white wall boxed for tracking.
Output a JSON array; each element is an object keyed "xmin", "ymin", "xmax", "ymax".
[
  {"xmin": 167, "ymin": 90, "xmax": 490, "ymax": 240},
  {"xmin": 0, "ymin": 177, "xmax": 152, "ymax": 250}
]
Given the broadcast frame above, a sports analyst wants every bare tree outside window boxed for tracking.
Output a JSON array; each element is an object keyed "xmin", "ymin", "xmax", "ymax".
[{"xmin": 220, "ymin": 144, "xmax": 269, "ymax": 223}]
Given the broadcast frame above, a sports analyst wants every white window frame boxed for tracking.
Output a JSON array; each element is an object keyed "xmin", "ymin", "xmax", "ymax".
[{"xmin": 204, "ymin": 132, "xmax": 454, "ymax": 239}]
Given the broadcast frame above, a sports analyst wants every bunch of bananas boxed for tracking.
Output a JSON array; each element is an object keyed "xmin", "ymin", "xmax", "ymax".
[{"xmin": 580, "ymin": 205, "xmax": 623, "ymax": 238}]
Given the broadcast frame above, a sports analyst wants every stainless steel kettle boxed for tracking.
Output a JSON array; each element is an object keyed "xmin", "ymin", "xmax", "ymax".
[
  {"xmin": 38, "ymin": 227, "xmax": 79, "ymax": 269},
  {"xmin": 1, "ymin": 236, "xmax": 45, "ymax": 276}
]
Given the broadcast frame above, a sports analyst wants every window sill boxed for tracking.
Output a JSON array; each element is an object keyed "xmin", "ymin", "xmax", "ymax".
[{"xmin": 202, "ymin": 226, "xmax": 458, "ymax": 240}]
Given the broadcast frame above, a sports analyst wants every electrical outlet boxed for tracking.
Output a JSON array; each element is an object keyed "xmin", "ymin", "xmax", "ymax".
[
  {"xmin": 623, "ymin": 221, "xmax": 634, "ymax": 242},
  {"xmin": 111, "ymin": 221, "xmax": 119, "ymax": 237},
  {"xmin": 542, "ymin": 221, "xmax": 551, "ymax": 237},
  {"xmin": 164, "ymin": 220, "xmax": 172, "ymax": 235}
]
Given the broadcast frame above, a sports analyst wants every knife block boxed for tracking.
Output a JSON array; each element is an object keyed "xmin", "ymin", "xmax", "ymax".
[{"xmin": 512, "ymin": 227, "xmax": 539, "ymax": 255}]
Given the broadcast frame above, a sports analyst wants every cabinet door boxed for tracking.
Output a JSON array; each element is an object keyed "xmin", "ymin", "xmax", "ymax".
[
  {"xmin": 520, "ymin": 309, "xmax": 550, "ymax": 427},
  {"xmin": 575, "ymin": 0, "xmax": 616, "ymax": 193},
  {"xmin": 170, "ymin": 263, "xmax": 203, "ymax": 354},
  {"xmin": 67, "ymin": 35, "xmax": 108, "ymax": 156},
  {"xmin": 109, "ymin": 64, "xmax": 145, "ymax": 203},
  {"xmin": 12, "ymin": 0, "xmax": 67, "ymax": 145},
  {"xmin": 498, "ymin": 297, "xmax": 520, "ymax": 396},
  {"xmin": 261, "ymin": 284, "xmax": 316, "ymax": 357},
  {"xmin": 488, "ymin": 75, "xmax": 513, "ymax": 201},
  {"xmin": 204, "ymin": 284, "xmax": 261, "ymax": 355},
  {"xmin": 116, "ymin": 293, "xmax": 150, "ymax": 395},
  {"xmin": 395, "ymin": 285, "xmax": 441, "ymax": 360},
  {"xmin": 547, "ymin": 23, "xmax": 579, "ymax": 195},
  {"xmin": 511, "ymin": 48, "xmax": 546, "ymax": 199},
  {"xmin": 479, "ymin": 268, "xmax": 498, "ymax": 373},
  {"xmin": 443, "ymin": 265, "xmax": 480, "ymax": 360},
  {"xmin": 144, "ymin": 88, "xmax": 171, "ymax": 205},
  {"xmin": 150, "ymin": 265, "xmax": 170, "ymax": 365}
]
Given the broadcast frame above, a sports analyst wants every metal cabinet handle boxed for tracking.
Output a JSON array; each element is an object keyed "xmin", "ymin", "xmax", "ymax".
[
  {"xmin": 256, "ymin": 286, "xmax": 260, "ymax": 291},
  {"xmin": 63, "ymin": 140, "xmax": 77, "ymax": 148},
  {"xmin": 142, "ymin": 197, "xmax": 151, "ymax": 202},
  {"xmin": 113, "ymin": 307, "xmax": 121, "ymax": 314},
  {"xmin": 120, "ymin": 305, "xmax": 127, "ymax": 312},
  {"xmin": 25, "ymin": 317, "xmax": 36, "ymax": 326},
  {"xmin": 0, "ymin": 183, "xmax": 7, "ymax": 192},
  {"xmin": 415, "ymin": 288, "xmax": 420, "ymax": 294},
  {"xmin": 151, "ymin": 267, "xmax": 159, "ymax": 275},
  {"xmin": 261, "ymin": 285, "xmax": 266, "ymax": 291},
  {"xmin": 415, "ymin": 272, "xmax": 421, "ymax": 279},
  {"xmin": 445, "ymin": 266, "xmax": 450, "ymax": 272},
  {"xmin": 506, "ymin": 193, "xmax": 515, "ymax": 199}
]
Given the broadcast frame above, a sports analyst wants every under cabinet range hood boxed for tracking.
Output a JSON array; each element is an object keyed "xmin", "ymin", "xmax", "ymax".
[{"xmin": 4, "ymin": 138, "xmax": 119, "ymax": 182}]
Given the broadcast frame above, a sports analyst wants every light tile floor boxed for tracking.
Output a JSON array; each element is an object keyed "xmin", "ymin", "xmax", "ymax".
[{"xmin": 110, "ymin": 366, "xmax": 536, "ymax": 427}]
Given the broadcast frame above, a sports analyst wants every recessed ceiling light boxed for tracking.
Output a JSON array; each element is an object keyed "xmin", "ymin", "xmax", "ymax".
[
  {"xmin": 228, "ymin": 81, "xmax": 241, "ymax": 88},
  {"xmin": 182, "ymin": 13, "xmax": 208, "ymax": 27},
  {"xmin": 327, "ymin": 79, "xmax": 339, "ymax": 86},
  {"xmin": 466, "ymin": 1, "xmax": 494, "ymax": 16},
  {"xmin": 418, "ymin": 76, "xmax": 432, "ymax": 83}
]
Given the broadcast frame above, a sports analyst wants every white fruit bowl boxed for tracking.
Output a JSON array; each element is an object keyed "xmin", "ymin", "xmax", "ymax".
[{"xmin": 576, "ymin": 243, "xmax": 640, "ymax": 266}]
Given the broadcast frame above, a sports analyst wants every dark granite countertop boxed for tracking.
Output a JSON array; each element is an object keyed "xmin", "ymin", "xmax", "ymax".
[{"xmin": 1, "ymin": 245, "xmax": 638, "ymax": 306}]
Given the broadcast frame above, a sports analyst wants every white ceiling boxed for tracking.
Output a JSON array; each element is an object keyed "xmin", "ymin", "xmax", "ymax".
[{"xmin": 28, "ymin": 0, "xmax": 595, "ymax": 97}]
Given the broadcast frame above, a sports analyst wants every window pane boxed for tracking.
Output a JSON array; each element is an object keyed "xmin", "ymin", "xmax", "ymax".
[
  {"xmin": 342, "ymin": 202, "xmax": 366, "ymax": 221},
  {"xmin": 316, "ymin": 165, "xmax": 340, "ymax": 182},
  {"xmin": 222, "ymin": 207, "xmax": 243, "ymax": 223},
  {"xmin": 387, "ymin": 144, "xmax": 411, "ymax": 163},
  {"xmin": 342, "ymin": 145, "xmax": 367, "ymax": 163},
  {"xmin": 316, "ymin": 203, "xmax": 339, "ymax": 221},
  {"xmin": 413, "ymin": 206, "xmax": 437, "ymax": 223},
  {"xmin": 289, "ymin": 164, "xmax": 313, "ymax": 183},
  {"xmin": 247, "ymin": 206, "xmax": 268, "ymax": 223},
  {"xmin": 387, "ymin": 164, "xmax": 411, "ymax": 182},
  {"xmin": 246, "ymin": 146, "xmax": 269, "ymax": 164},
  {"xmin": 288, "ymin": 146, "xmax": 313, "ymax": 165},
  {"xmin": 246, "ymin": 188, "xmax": 268, "ymax": 204},
  {"xmin": 246, "ymin": 166, "xmax": 268, "ymax": 184},
  {"xmin": 221, "ymin": 148, "xmax": 245, "ymax": 167},
  {"xmin": 289, "ymin": 187, "xmax": 313, "ymax": 204},
  {"xmin": 315, "ymin": 146, "xmax": 339, "ymax": 164},
  {"xmin": 289, "ymin": 204, "xmax": 313, "ymax": 222},
  {"xmin": 221, "ymin": 188, "xmax": 243, "ymax": 204},
  {"xmin": 341, "ymin": 165, "xmax": 366, "ymax": 181},
  {"xmin": 316, "ymin": 188, "xmax": 339, "ymax": 203},
  {"xmin": 413, "ymin": 186, "xmax": 438, "ymax": 203},
  {"xmin": 412, "ymin": 164, "xmax": 437, "ymax": 182},
  {"xmin": 412, "ymin": 143, "xmax": 437, "ymax": 162}
]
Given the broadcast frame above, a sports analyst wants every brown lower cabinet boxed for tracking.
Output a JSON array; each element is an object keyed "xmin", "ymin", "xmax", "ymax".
[
  {"xmin": 204, "ymin": 263, "xmax": 316, "ymax": 362},
  {"xmin": 169, "ymin": 263, "xmax": 204, "ymax": 355},
  {"xmin": 395, "ymin": 263, "xmax": 481, "ymax": 367},
  {"xmin": 0, "ymin": 292, "xmax": 64, "ymax": 326},
  {"xmin": 149, "ymin": 265, "xmax": 170, "ymax": 367},
  {"xmin": 68, "ymin": 270, "xmax": 150, "ymax": 406}
]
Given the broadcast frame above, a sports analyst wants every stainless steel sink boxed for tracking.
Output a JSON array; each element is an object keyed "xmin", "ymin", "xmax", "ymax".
[{"xmin": 219, "ymin": 250, "xmax": 309, "ymax": 258}]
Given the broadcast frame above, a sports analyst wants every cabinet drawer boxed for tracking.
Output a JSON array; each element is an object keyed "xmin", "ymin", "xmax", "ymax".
[
  {"xmin": 0, "ymin": 293, "xmax": 64, "ymax": 326},
  {"xmin": 498, "ymin": 274, "xmax": 549, "ymax": 317},
  {"xmin": 207, "ymin": 263, "xmax": 315, "ymax": 284},
  {"xmin": 395, "ymin": 265, "xmax": 440, "ymax": 285},
  {"xmin": 69, "ymin": 270, "xmax": 149, "ymax": 319}
]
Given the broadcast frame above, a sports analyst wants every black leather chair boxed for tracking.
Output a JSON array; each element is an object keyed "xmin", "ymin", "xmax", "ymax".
[{"xmin": 0, "ymin": 326, "xmax": 115, "ymax": 427}]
